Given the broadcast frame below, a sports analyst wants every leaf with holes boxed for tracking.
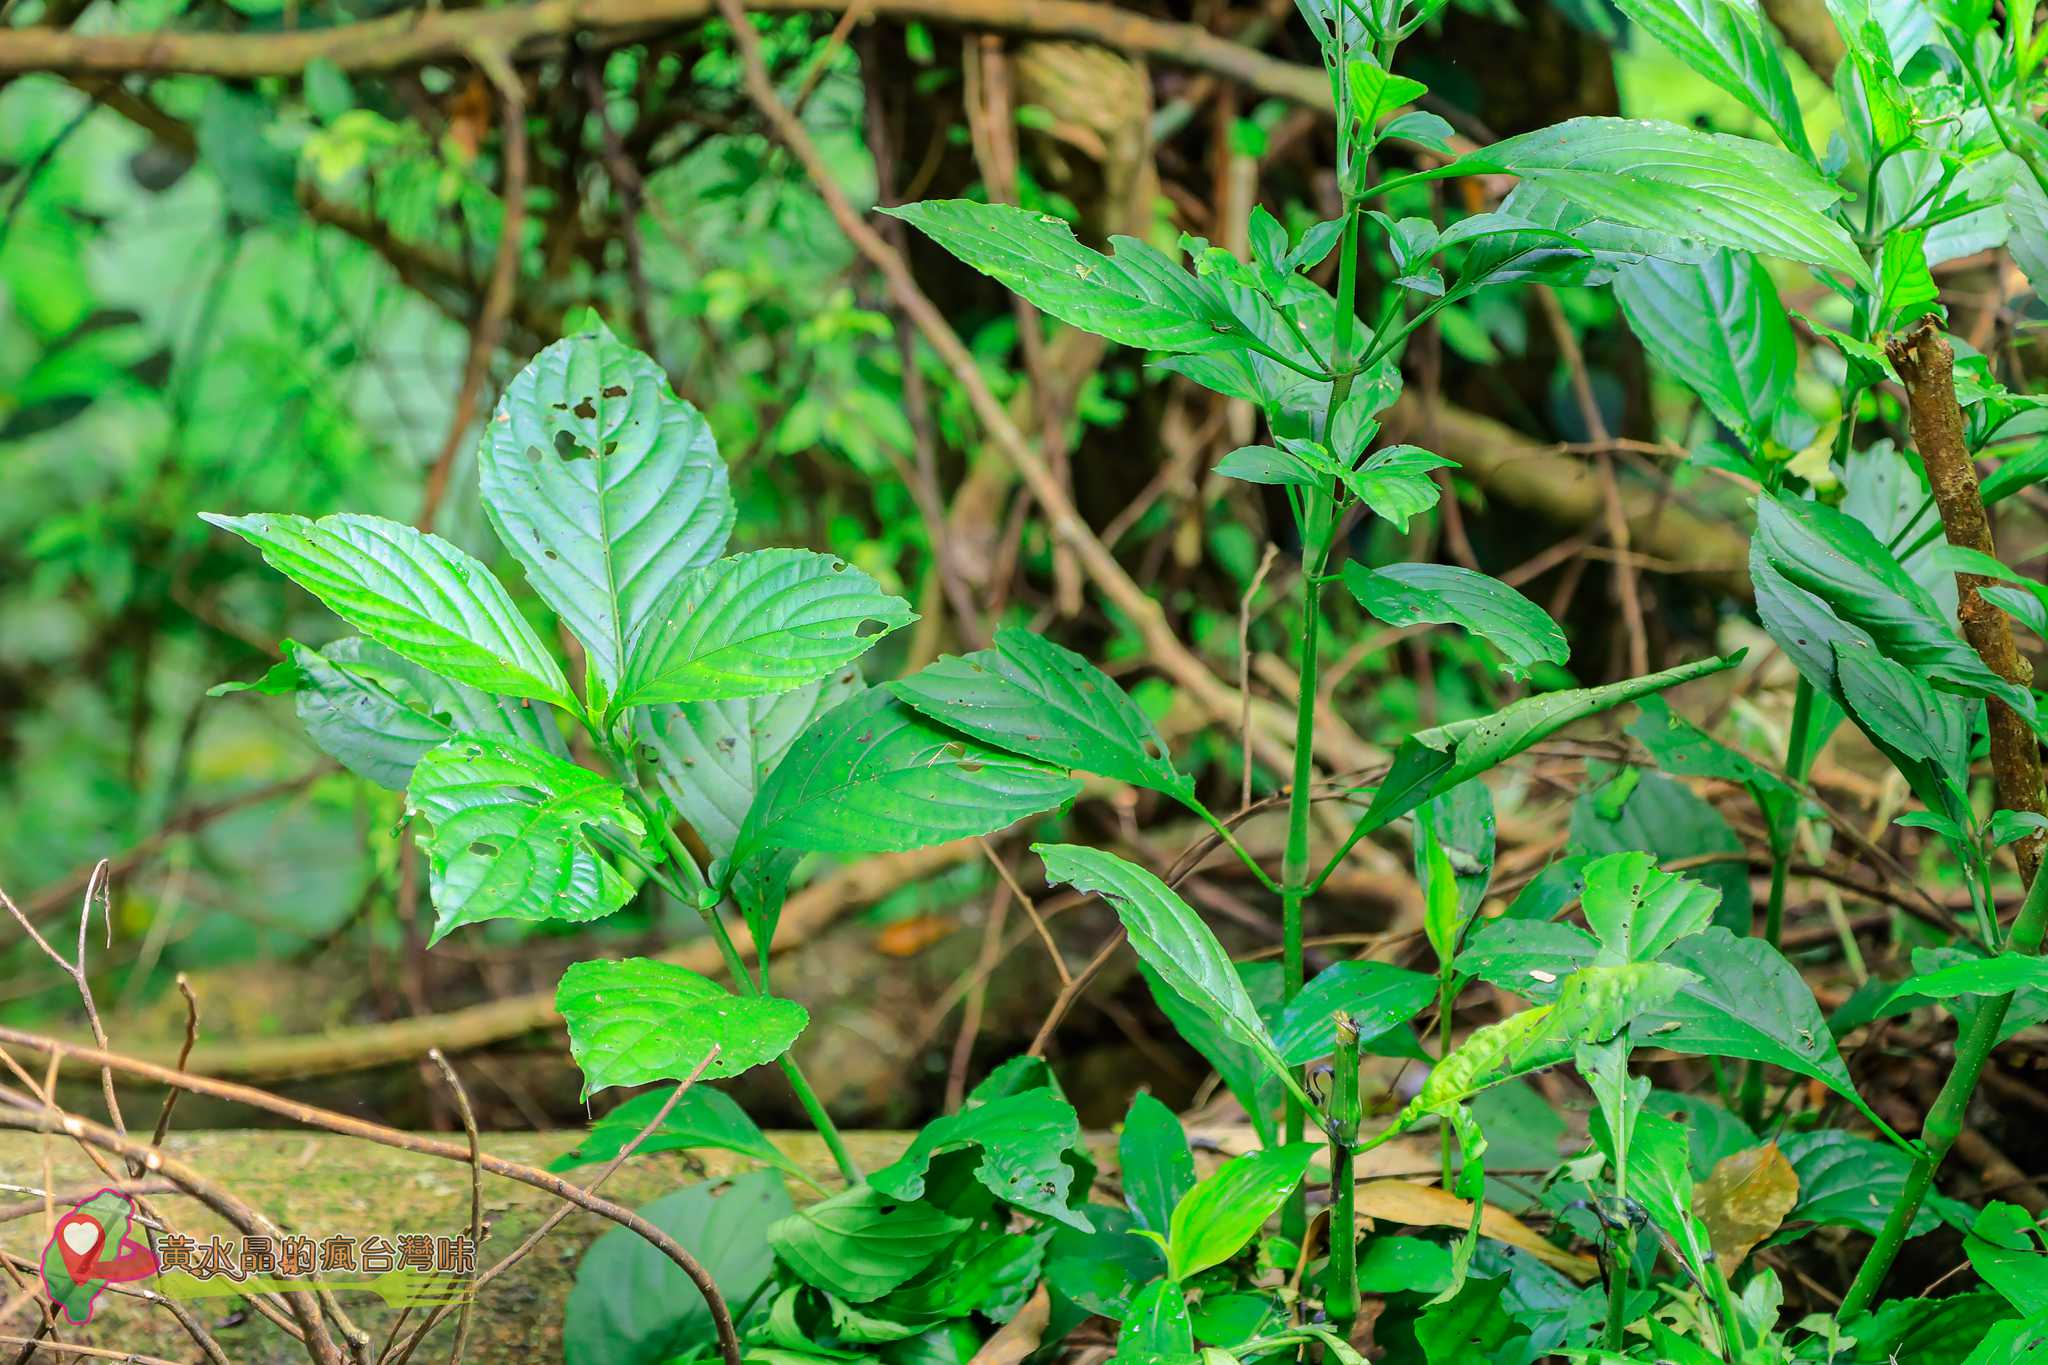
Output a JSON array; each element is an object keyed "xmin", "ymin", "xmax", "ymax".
[
  {"xmin": 281, "ymin": 637, "xmax": 566, "ymax": 791},
  {"xmin": 479, "ymin": 325, "xmax": 734, "ymax": 706},
  {"xmin": 869, "ymin": 1088, "xmax": 1089, "ymax": 1229},
  {"xmin": 406, "ymin": 735, "xmax": 643, "ymax": 943},
  {"xmin": 555, "ymin": 958, "xmax": 808, "ymax": 1098},
  {"xmin": 1342, "ymin": 561, "xmax": 1567, "ymax": 680},
  {"xmin": 884, "ymin": 200, "xmax": 1255, "ymax": 355},
  {"xmin": 730, "ymin": 689, "xmax": 1079, "ymax": 871},
  {"xmin": 1578, "ymin": 850, "xmax": 1718, "ymax": 965},
  {"xmin": 614, "ymin": 549, "xmax": 914, "ymax": 709},
  {"xmin": 202, "ymin": 512, "xmax": 571, "ymax": 706},
  {"xmin": 890, "ymin": 627, "xmax": 1188, "ymax": 796}
]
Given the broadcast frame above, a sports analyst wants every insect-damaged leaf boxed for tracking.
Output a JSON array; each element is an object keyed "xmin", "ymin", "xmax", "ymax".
[
  {"xmin": 869, "ymin": 1086, "xmax": 1090, "ymax": 1229},
  {"xmin": 406, "ymin": 735, "xmax": 643, "ymax": 943},
  {"xmin": 555, "ymin": 957, "xmax": 808, "ymax": 1097},
  {"xmin": 479, "ymin": 325, "xmax": 734, "ymax": 703},
  {"xmin": 1693, "ymin": 1142, "xmax": 1799, "ymax": 1271}
]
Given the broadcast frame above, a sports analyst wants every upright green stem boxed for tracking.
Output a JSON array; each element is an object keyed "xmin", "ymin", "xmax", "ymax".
[
  {"xmin": 1436, "ymin": 973, "xmax": 1456, "ymax": 1185},
  {"xmin": 1740, "ymin": 676, "xmax": 1816, "ymax": 1130},
  {"xmin": 1841, "ymin": 862, "xmax": 2048, "ymax": 1315},
  {"xmin": 1603, "ymin": 1227, "xmax": 1635, "ymax": 1352},
  {"xmin": 1325, "ymin": 1014, "xmax": 1363, "ymax": 1341},
  {"xmin": 617, "ymin": 780, "xmax": 864, "ymax": 1185}
]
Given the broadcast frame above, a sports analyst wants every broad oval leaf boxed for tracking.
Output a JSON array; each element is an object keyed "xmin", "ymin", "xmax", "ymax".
[
  {"xmin": 890, "ymin": 627, "xmax": 1189, "ymax": 797},
  {"xmin": 1165, "ymin": 1142, "xmax": 1319, "ymax": 1281},
  {"xmin": 1035, "ymin": 844, "xmax": 1291, "ymax": 1088},
  {"xmin": 1457, "ymin": 919, "xmax": 1598, "ymax": 999},
  {"xmin": 202, "ymin": 511, "xmax": 571, "ymax": 706},
  {"xmin": 563, "ymin": 1172, "xmax": 791, "ymax": 1365},
  {"xmin": 614, "ymin": 549, "xmax": 915, "ymax": 709},
  {"xmin": 1612, "ymin": 250, "xmax": 1795, "ymax": 452},
  {"xmin": 1120, "ymin": 1092, "xmax": 1196, "ymax": 1236},
  {"xmin": 1446, "ymin": 117, "xmax": 1868, "ymax": 284},
  {"xmin": 1271, "ymin": 960, "xmax": 1437, "ymax": 1065},
  {"xmin": 1643, "ymin": 927, "xmax": 1899, "ymax": 1141},
  {"xmin": 555, "ymin": 957, "xmax": 809, "ymax": 1097},
  {"xmin": 1342, "ymin": 561, "xmax": 1567, "ymax": 680},
  {"xmin": 730, "ymin": 690, "xmax": 1080, "ymax": 871},
  {"xmin": 1121, "ymin": 1280, "xmax": 1197, "ymax": 1363},
  {"xmin": 767, "ymin": 1184, "xmax": 971, "ymax": 1304},
  {"xmin": 286, "ymin": 636, "xmax": 566, "ymax": 791},
  {"xmin": 1346, "ymin": 444, "xmax": 1456, "ymax": 531},
  {"xmin": 1777, "ymin": 1130, "xmax": 1946, "ymax": 1241},
  {"xmin": 884, "ymin": 200, "xmax": 1253, "ymax": 355},
  {"xmin": 406, "ymin": 735, "xmax": 643, "ymax": 943},
  {"xmin": 479, "ymin": 325, "xmax": 734, "ymax": 701}
]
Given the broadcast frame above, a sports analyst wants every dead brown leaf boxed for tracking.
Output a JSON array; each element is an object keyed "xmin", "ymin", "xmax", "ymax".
[
  {"xmin": 969, "ymin": 1285, "xmax": 1049, "ymax": 1364},
  {"xmin": 1352, "ymin": 1179, "xmax": 1599, "ymax": 1281},
  {"xmin": 1694, "ymin": 1142, "xmax": 1799, "ymax": 1270}
]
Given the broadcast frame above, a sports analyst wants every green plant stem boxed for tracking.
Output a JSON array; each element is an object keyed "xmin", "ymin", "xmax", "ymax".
[
  {"xmin": 616, "ymin": 781, "xmax": 864, "ymax": 1186},
  {"xmin": 1603, "ymin": 1227, "xmax": 1634, "ymax": 1352},
  {"xmin": 1739, "ymin": 675, "xmax": 1817, "ymax": 1130},
  {"xmin": 1325, "ymin": 1014, "xmax": 1363, "ymax": 1342},
  {"xmin": 1840, "ymin": 861, "xmax": 2048, "ymax": 1315},
  {"xmin": 1186, "ymin": 797, "xmax": 1282, "ymax": 894}
]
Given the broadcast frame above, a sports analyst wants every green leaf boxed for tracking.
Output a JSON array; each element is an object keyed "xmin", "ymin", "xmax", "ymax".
[
  {"xmin": 1888, "ymin": 952, "xmax": 2048, "ymax": 1002},
  {"xmin": 1578, "ymin": 850, "xmax": 1718, "ymax": 965},
  {"xmin": 1360, "ymin": 652, "xmax": 1743, "ymax": 834},
  {"xmin": 555, "ymin": 957, "xmax": 809, "ymax": 1097},
  {"xmin": 1165, "ymin": 1142, "xmax": 1319, "ymax": 1281},
  {"xmin": 1035, "ymin": 844, "xmax": 1296, "ymax": 1099},
  {"xmin": 1612, "ymin": 250, "xmax": 1794, "ymax": 452},
  {"xmin": 563, "ymin": 1172, "xmax": 792, "ymax": 1365},
  {"xmin": 405, "ymin": 735, "xmax": 643, "ymax": 943},
  {"xmin": 1967, "ymin": 1203, "xmax": 2048, "ymax": 1315},
  {"xmin": 1271, "ymin": 960, "xmax": 1436, "ymax": 1065},
  {"xmin": 1756, "ymin": 493, "xmax": 2035, "ymax": 722},
  {"xmin": 730, "ymin": 690, "xmax": 1079, "ymax": 870},
  {"xmin": 1121, "ymin": 1280, "xmax": 1197, "ymax": 1364},
  {"xmin": 1457, "ymin": 919, "xmax": 1598, "ymax": 999},
  {"xmin": 1139, "ymin": 961, "xmax": 1286, "ymax": 1148},
  {"xmin": 1834, "ymin": 638, "xmax": 1972, "ymax": 782},
  {"xmin": 884, "ymin": 200, "xmax": 1259, "ymax": 355},
  {"xmin": 1842, "ymin": 1295, "xmax": 2019, "ymax": 1365},
  {"xmin": 1571, "ymin": 767, "xmax": 1750, "ymax": 936},
  {"xmin": 1777, "ymin": 1130, "xmax": 1945, "ymax": 1240},
  {"xmin": 1414, "ymin": 1275, "xmax": 1533, "ymax": 1364},
  {"xmin": 1342, "ymin": 561, "xmax": 1567, "ymax": 680},
  {"xmin": 1614, "ymin": 0, "xmax": 1812, "ymax": 158},
  {"xmin": 1627, "ymin": 695, "xmax": 1801, "ymax": 837},
  {"xmin": 1644, "ymin": 928, "xmax": 1894, "ymax": 1136},
  {"xmin": 1877, "ymin": 227, "xmax": 1942, "ymax": 332},
  {"xmin": 549, "ymin": 1084, "xmax": 813, "ymax": 1187},
  {"xmin": 637, "ymin": 670, "xmax": 866, "ymax": 868},
  {"xmin": 201, "ymin": 511, "xmax": 571, "ymax": 706},
  {"xmin": 886, "ymin": 1228, "xmax": 1046, "ymax": 1323},
  {"xmin": 1120, "ymin": 1092, "xmax": 1196, "ymax": 1236},
  {"xmin": 889, "ymin": 627, "xmax": 1189, "ymax": 796},
  {"xmin": 1347, "ymin": 444, "xmax": 1456, "ymax": 531},
  {"xmin": 768, "ymin": 1185, "xmax": 971, "ymax": 1303},
  {"xmin": 285, "ymin": 637, "xmax": 566, "ymax": 791},
  {"xmin": 478, "ymin": 326, "xmax": 734, "ymax": 702},
  {"xmin": 1214, "ymin": 443, "xmax": 1322, "ymax": 488},
  {"xmin": 868, "ymin": 1088, "xmax": 1089, "ymax": 1229},
  {"xmin": 1445, "ymin": 117, "xmax": 1868, "ymax": 284},
  {"xmin": 613, "ymin": 549, "xmax": 914, "ymax": 709},
  {"xmin": 1348, "ymin": 53, "xmax": 1428, "ymax": 129}
]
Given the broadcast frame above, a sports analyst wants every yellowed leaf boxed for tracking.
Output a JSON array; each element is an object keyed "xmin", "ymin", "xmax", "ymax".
[
  {"xmin": 1352, "ymin": 1179, "xmax": 1598, "ymax": 1281},
  {"xmin": 1694, "ymin": 1142, "xmax": 1799, "ymax": 1270}
]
